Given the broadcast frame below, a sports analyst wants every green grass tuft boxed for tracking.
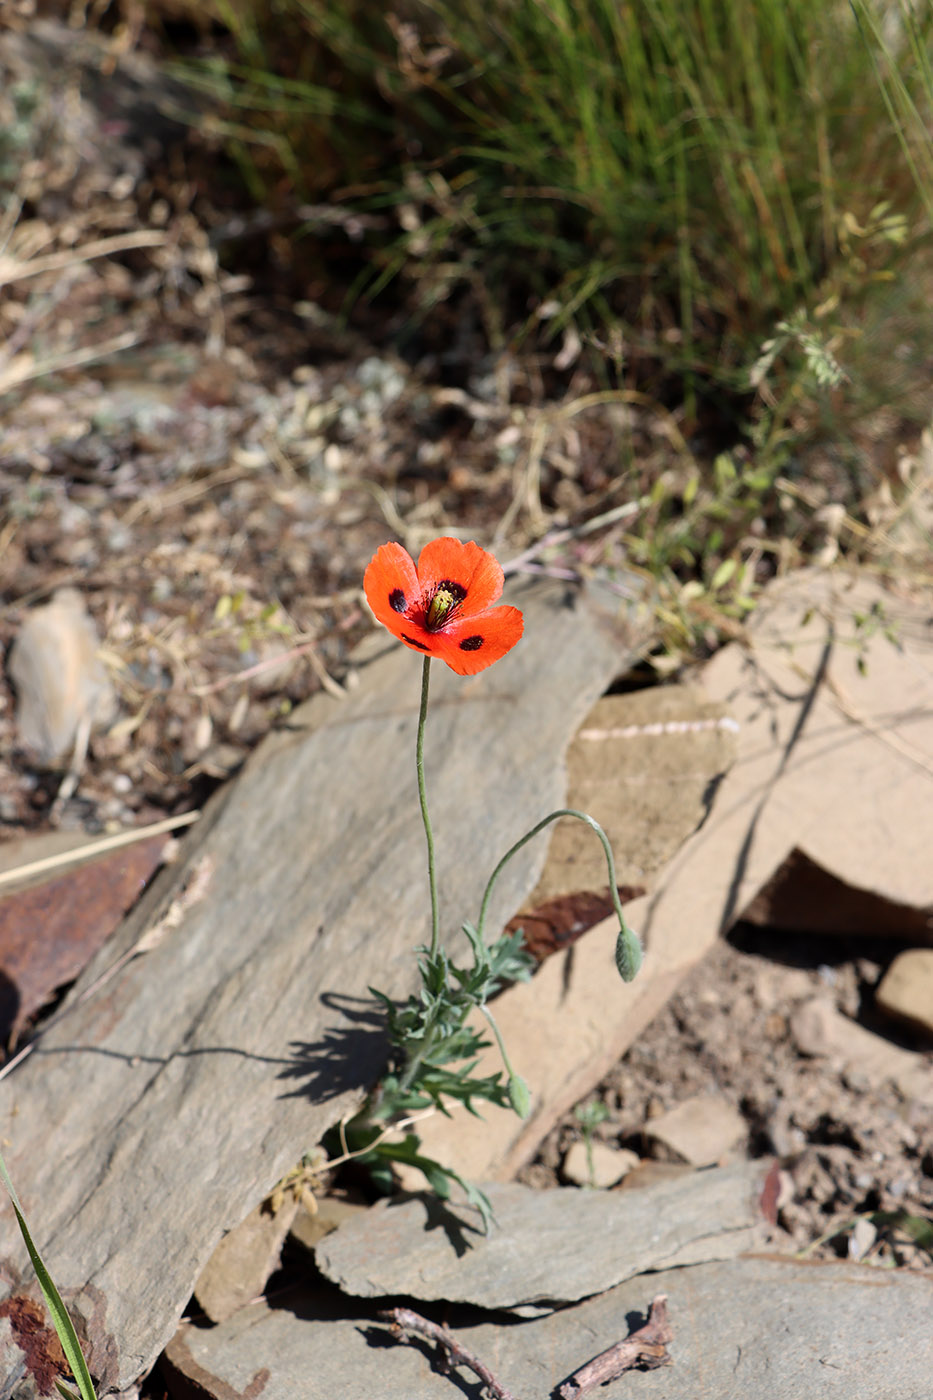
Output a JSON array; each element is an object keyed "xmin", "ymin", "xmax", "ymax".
[{"xmin": 166, "ymin": 1, "xmax": 933, "ymax": 454}]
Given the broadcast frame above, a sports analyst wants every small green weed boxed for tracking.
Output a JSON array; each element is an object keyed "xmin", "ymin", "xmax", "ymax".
[
  {"xmin": 0, "ymin": 1150, "xmax": 98, "ymax": 1400},
  {"xmin": 800, "ymin": 1207, "xmax": 933, "ymax": 1264},
  {"xmin": 574, "ymin": 1100, "xmax": 610, "ymax": 1188}
]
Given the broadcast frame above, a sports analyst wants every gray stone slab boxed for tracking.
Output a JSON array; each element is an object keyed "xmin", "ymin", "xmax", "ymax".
[
  {"xmin": 162, "ymin": 1256, "xmax": 933, "ymax": 1400},
  {"xmin": 0, "ymin": 576, "xmax": 644, "ymax": 1395},
  {"xmin": 316, "ymin": 1161, "xmax": 767, "ymax": 1307}
]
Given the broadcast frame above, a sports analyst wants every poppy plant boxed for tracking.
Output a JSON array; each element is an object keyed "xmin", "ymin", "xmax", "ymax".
[
  {"xmin": 364, "ymin": 537, "xmax": 523, "ymax": 676},
  {"xmin": 339, "ymin": 531, "xmax": 641, "ymax": 1231}
]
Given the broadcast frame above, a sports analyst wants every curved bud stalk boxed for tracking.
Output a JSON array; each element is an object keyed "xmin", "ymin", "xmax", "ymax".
[{"xmin": 476, "ymin": 807, "xmax": 643, "ymax": 981}]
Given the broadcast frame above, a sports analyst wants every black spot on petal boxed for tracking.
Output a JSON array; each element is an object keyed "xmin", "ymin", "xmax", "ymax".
[
  {"xmin": 389, "ymin": 589, "xmax": 407, "ymax": 613},
  {"xmin": 402, "ymin": 633, "xmax": 431, "ymax": 651},
  {"xmin": 459, "ymin": 635, "xmax": 484, "ymax": 652}
]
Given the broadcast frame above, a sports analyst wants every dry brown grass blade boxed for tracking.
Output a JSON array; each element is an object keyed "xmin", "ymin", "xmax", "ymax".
[{"xmin": 0, "ymin": 229, "xmax": 167, "ymax": 288}]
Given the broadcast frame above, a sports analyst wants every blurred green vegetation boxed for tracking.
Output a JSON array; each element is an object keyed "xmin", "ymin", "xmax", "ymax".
[{"xmin": 164, "ymin": 0, "xmax": 933, "ymax": 448}]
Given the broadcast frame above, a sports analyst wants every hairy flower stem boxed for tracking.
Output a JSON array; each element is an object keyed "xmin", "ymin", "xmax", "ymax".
[
  {"xmin": 476, "ymin": 807, "xmax": 643, "ymax": 981},
  {"xmin": 480, "ymin": 1005, "xmax": 517, "ymax": 1082},
  {"xmin": 395, "ymin": 1006, "xmax": 441, "ymax": 1100},
  {"xmin": 416, "ymin": 655, "xmax": 441, "ymax": 960}
]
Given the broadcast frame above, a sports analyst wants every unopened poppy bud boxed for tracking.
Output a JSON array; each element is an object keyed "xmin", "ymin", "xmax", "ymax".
[
  {"xmin": 615, "ymin": 923, "xmax": 643, "ymax": 982},
  {"xmin": 508, "ymin": 1074, "xmax": 531, "ymax": 1118}
]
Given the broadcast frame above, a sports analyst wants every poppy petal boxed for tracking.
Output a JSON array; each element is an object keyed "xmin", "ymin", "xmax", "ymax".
[
  {"xmin": 396, "ymin": 625, "xmax": 436, "ymax": 657},
  {"xmin": 417, "ymin": 538, "xmax": 504, "ymax": 614},
  {"xmin": 363, "ymin": 543, "xmax": 421, "ymax": 637},
  {"xmin": 425, "ymin": 605, "xmax": 524, "ymax": 676}
]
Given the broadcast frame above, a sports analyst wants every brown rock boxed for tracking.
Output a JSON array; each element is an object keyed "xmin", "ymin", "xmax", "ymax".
[
  {"xmin": 617, "ymin": 1159, "xmax": 693, "ymax": 1192},
  {"xmin": 0, "ymin": 835, "xmax": 168, "ymax": 1044},
  {"xmin": 790, "ymin": 997, "xmax": 838, "ymax": 1057},
  {"xmin": 645, "ymin": 1094, "xmax": 746, "ymax": 1167},
  {"xmin": 743, "ymin": 848, "xmax": 933, "ymax": 943},
  {"xmin": 561, "ymin": 1142, "xmax": 640, "ymax": 1188},
  {"xmin": 790, "ymin": 996, "xmax": 932, "ymax": 1101},
  {"xmin": 194, "ymin": 1198, "xmax": 298, "ymax": 1324},
  {"xmin": 8, "ymin": 588, "xmax": 116, "ymax": 763},
  {"xmin": 289, "ymin": 1196, "xmax": 369, "ymax": 1252},
  {"xmin": 876, "ymin": 949, "xmax": 933, "ymax": 1038}
]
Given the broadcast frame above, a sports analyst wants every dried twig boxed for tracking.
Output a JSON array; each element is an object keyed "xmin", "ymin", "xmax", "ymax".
[
  {"xmin": 378, "ymin": 1307, "xmax": 518, "ymax": 1400},
  {"xmin": 0, "ymin": 811, "xmax": 201, "ymax": 892},
  {"xmin": 191, "ymin": 638, "xmax": 346, "ymax": 701},
  {"xmin": 325, "ymin": 1107, "xmax": 436, "ymax": 1171},
  {"xmin": 558, "ymin": 1294, "xmax": 673, "ymax": 1400},
  {"xmin": 501, "ymin": 499, "xmax": 642, "ymax": 577},
  {"xmin": 48, "ymin": 712, "xmax": 93, "ymax": 826},
  {"xmin": 0, "ymin": 229, "xmax": 167, "ymax": 286},
  {"xmin": 0, "ymin": 330, "xmax": 143, "ymax": 395},
  {"xmin": 379, "ymin": 1295, "xmax": 673, "ymax": 1400}
]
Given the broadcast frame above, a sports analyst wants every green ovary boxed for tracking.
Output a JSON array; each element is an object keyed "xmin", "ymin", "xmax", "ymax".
[{"xmin": 426, "ymin": 587, "xmax": 457, "ymax": 630}]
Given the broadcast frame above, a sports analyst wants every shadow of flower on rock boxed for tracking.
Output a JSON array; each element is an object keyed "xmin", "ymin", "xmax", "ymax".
[
  {"xmin": 279, "ymin": 990, "xmax": 390, "ymax": 1104},
  {"xmin": 384, "ymin": 1189, "xmax": 485, "ymax": 1259}
]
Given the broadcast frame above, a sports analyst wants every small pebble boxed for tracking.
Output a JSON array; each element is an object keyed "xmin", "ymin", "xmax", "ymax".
[
  {"xmin": 645, "ymin": 1094, "xmax": 746, "ymax": 1168},
  {"xmin": 848, "ymin": 1217, "xmax": 877, "ymax": 1260},
  {"xmin": 562, "ymin": 1142, "xmax": 640, "ymax": 1189},
  {"xmin": 876, "ymin": 949, "xmax": 933, "ymax": 1037},
  {"xmin": 9, "ymin": 588, "xmax": 117, "ymax": 763}
]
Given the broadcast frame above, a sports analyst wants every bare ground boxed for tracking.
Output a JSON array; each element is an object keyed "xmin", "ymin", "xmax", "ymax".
[{"xmin": 521, "ymin": 934, "xmax": 933, "ymax": 1270}]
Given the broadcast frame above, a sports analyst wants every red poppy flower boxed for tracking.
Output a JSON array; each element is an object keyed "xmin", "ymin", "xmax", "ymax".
[{"xmin": 364, "ymin": 537, "xmax": 524, "ymax": 675}]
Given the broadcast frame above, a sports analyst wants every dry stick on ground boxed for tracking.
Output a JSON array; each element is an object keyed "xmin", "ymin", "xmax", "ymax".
[
  {"xmin": 379, "ymin": 1296, "xmax": 673, "ymax": 1400},
  {"xmin": 558, "ymin": 1295, "xmax": 673, "ymax": 1400},
  {"xmin": 378, "ymin": 1308, "xmax": 518, "ymax": 1400}
]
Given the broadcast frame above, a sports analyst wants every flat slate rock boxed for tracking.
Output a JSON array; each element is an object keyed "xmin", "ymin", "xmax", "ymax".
[
  {"xmin": 163, "ymin": 1255, "xmax": 933, "ymax": 1400},
  {"xmin": 0, "ymin": 576, "xmax": 644, "ymax": 1396},
  {"xmin": 315, "ymin": 1161, "xmax": 766, "ymax": 1308}
]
